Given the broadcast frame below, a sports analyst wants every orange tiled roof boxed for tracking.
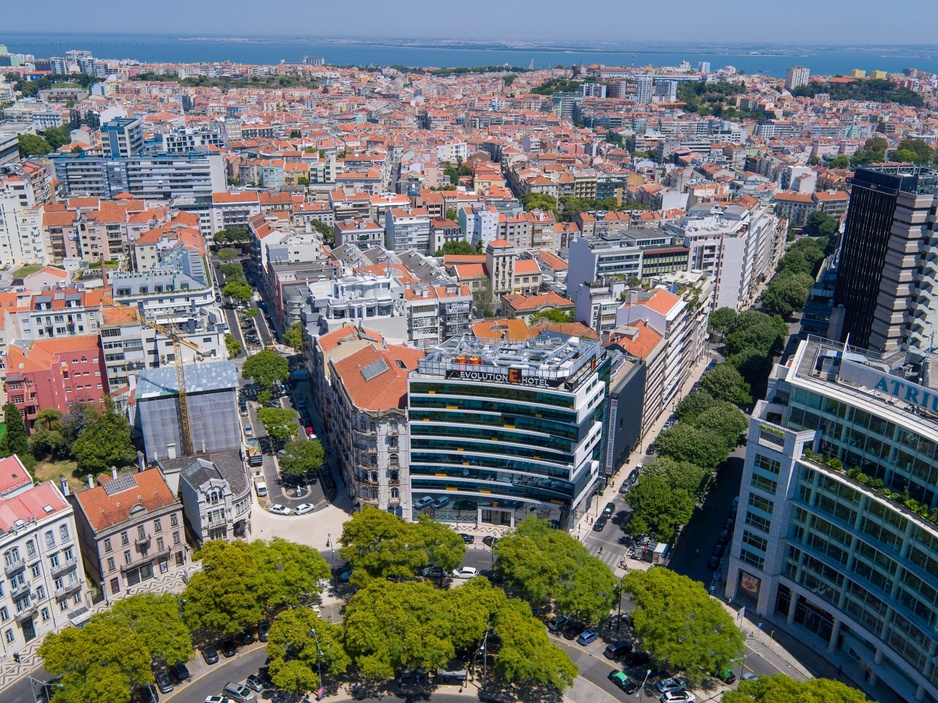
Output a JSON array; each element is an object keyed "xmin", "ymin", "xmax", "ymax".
[{"xmin": 72, "ymin": 468, "xmax": 178, "ymax": 532}]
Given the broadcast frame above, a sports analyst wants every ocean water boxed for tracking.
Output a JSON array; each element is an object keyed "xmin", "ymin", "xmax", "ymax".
[{"xmin": 4, "ymin": 33, "xmax": 938, "ymax": 78}]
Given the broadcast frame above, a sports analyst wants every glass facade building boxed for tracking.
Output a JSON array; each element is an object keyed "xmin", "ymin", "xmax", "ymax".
[
  {"xmin": 727, "ymin": 337, "xmax": 938, "ymax": 703},
  {"xmin": 408, "ymin": 331, "xmax": 608, "ymax": 529}
]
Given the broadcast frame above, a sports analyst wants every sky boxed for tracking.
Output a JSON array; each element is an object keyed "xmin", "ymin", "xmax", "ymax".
[{"xmin": 4, "ymin": 0, "xmax": 938, "ymax": 45}]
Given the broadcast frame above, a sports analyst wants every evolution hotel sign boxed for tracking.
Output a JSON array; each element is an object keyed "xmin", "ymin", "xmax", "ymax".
[{"xmin": 840, "ymin": 360, "xmax": 938, "ymax": 413}]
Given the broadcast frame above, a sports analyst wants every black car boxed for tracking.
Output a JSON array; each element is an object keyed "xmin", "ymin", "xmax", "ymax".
[
  {"xmin": 221, "ymin": 639, "xmax": 237, "ymax": 657},
  {"xmin": 258, "ymin": 620, "xmax": 269, "ymax": 642},
  {"xmin": 646, "ymin": 443, "xmax": 657, "ymax": 454},
  {"xmin": 562, "ymin": 622, "xmax": 586, "ymax": 641},
  {"xmin": 707, "ymin": 555, "xmax": 721, "ymax": 570},
  {"xmin": 602, "ymin": 501, "xmax": 616, "ymax": 518},
  {"xmin": 626, "ymin": 650, "xmax": 651, "ymax": 667},
  {"xmin": 718, "ymin": 530, "xmax": 730, "ymax": 544},
  {"xmin": 604, "ymin": 641, "xmax": 633, "ymax": 659},
  {"xmin": 460, "ymin": 533, "xmax": 475, "ymax": 544},
  {"xmin": 593, "ymin": 517, "xmax": 607, "ymax": 532},
  {"xmin": 200, "ymin": 644, "xmax": 219, "ymax": 665},
  {"xmin": 482, "ymin": 535, "xmax": 498, "ymax": 547},
  {"xmin": 170, "ymin": 661, "xmax": 190, "ymax": 683},
  {"xmin": 421, "ymin": 565, "xmax": 446, "ymax": 579},
  {"xmin": 712, "ymin": 543, "xmax": 725, "ymax": 558},
  {"xmin": 724, "ymin": 518, "xmax": 735, "ymax": 531},
  {"xmin": 154, "ymin": 669, "xmax": 174, "ymax": 694},
  {"xmin": 548, "ymin": 614, "xmax": 572, "ymax": 633}
]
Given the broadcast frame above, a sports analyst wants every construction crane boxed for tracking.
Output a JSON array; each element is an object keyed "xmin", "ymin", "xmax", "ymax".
[{"xmin": 101, "ymin": 294, "xmax": 207, "ymax": 456}]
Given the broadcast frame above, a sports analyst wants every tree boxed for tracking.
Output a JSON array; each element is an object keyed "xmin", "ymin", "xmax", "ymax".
[
  {"xmin": 434, "ymin": 240, "xmax": 476, "ymax": 256},
  {"xmin": 473, "ymin": 279, "xmax": 496, "ymax": 318},
  {"xmin": 279, "ymin": 438, "xmax": 325, "ymax": 480},
  {"xmin": 724, "ymin": 310, "xmax": 787, "ymax": 359},
  {"xmin": 626, "ymin": 473, "xmax": 695, "ymax": 542},
  {"xmin": 214, "ymin": 228, "xmax": 250, "ymax": 246},
  {"xmin": 340, "ymin": 507, "xmax": 431, "ymax": 582},
  {"xmin": 0, "ymin": 403, "xmax": 30, "ymax": 458},
  {"xmin": 220, "ymin": 262, "xmax": 246, "ymax": 281},
  {"xmin": 223, "ymin": 280, "xmax": 254, "ymax": 304},
  {"xmin": 827, "ymin": 154, "xmax": 850, "ymax": 169},
  {"xmin": 674, "ymin": 391, "xmax": 719, "ymax": 423},
  {"xmin": 531, "ymin": 308, "xmax": 574, "ymax": 324},
  {"xmin": 414, "ymin": 515, "xmax": 467, "ymax": 573},
  {"xmin": 708, "ymin": 307, "xmax": 737, "ymax": 334},
  {"xmin": 217, "ymin": 247, "xmax": 241, "ymax": 262},
  {"xmin": 804, "ymin": 212, "xmax": 838, "ymax": 240},
  {"xmin": 762, "ymin": 271, "xmax": 814, "ymax": 319},
  {"xmin": 699, "ymin": 363, "xmax": 753, "ymax": 407},
  {"xmin": 104, "ymin": 594, "xmax": 193, "ymax": 666},
  {"xmin": 641, "ymin": 456, "xmax": 709, "ymax": 498},
  {"xmin": 267, "ymin": 608, "xmax": 349, "ymax": 699},
  {"xmin": 256, "ymin": 407, "xmax": 299, "ymax": 443},
  {"xmin": 71, "ymin": 399, "xmax": 136, "ymax": 476},
  {"xmin": 29, "ymin": 428, "xmax": 69, "ymax": 460},
  {"xmin": 183, "ymin": 541, "xmax": 265, "ymax": 638},
  {"xmin": 39, "ymin": 617, "xmax": 154, "ymax": 703},
  {"xmin": 553, "ymin": 556, "xmax": 618, "ymax": 625},
  {"xmin": 224, "ymin": 333, "xmax": 243, "ymax": 359},
  {"xmin": 17, "ymin": 133, "xmax": 53, "ymax": 156},
  {"xmin": 622, "ymin": 568, "xmax": 744, "ymax": 684},
  {"xmin": 33, "ymin": 407, "xmax": 63, "ymax": 432},
  {"xmin": 245, "ymin": 307, "xmax": 259, "ymax": 319},
  {"xmin": 728, "ymin": 346, "xmax": 774, "ymax": 397},
  {"xmin": 896, "ymin": 138, "xmax": 936, "ymax": 165},
  {"xmin": 723, "ymin": 674, "xmax": 869, "ymax": 703},
  {"xmin": 43, "ymin": 126, "xmax": 72, "ymax": 150},
  {"xmin": 520, "ymin": 192, "xmax": 558, "ymax": 214},
  {"xmin": 283, "ymin": 321, "xmax": 305, "ymax": 352},
  {"xmin": 693, "ymin": 404, "xmax": 748, "ymax": 449},
  {"xmin": 248, "ymin": 538, "xmax": 331, "ymax": 612},
  {"xmin": 59, "ymin": 402, "xmax": 100, "ymax": 445},
  {"xmin": 494, "ymin": 598, "xmax": 578, "ymax": 689},
  {"xmin": 242, "ymin": 349, "xmax": 290, "ymax": 391},
  {"xmin": 655, "ymin": 425, "xmax": 732, "ymax": 469}
]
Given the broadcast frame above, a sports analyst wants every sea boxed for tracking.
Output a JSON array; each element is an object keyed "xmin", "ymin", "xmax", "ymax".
[{"xmin": 4, "ymin": 33, "xmax": 938, "ymax": 78}]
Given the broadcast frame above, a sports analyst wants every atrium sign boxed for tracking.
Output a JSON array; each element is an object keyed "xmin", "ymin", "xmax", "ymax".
[{"xmin": 840, "ymin": 360, "xmax": 938, "ymax": 413}]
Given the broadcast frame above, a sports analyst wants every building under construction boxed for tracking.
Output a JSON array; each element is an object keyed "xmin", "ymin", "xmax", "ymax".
[{"xmin": 134, "ymin": 360, "xmax": 241, "ymax": 462}]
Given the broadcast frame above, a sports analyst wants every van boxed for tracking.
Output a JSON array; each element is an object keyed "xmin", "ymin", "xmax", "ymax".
[
  {"xmin": 223, "ymin": 682, "xmax": 258, "ymax": 703},
  {"xmin": 255, "ymin": 480, "xmax": 267, "ymax": 497}
]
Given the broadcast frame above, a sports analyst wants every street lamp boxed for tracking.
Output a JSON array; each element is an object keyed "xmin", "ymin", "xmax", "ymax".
[
  {"xmin": 732, "ymin": 649, "xmax": 761, "ymax": 682},
  {"xmin": 310, "ymin": 628, "xmax": 325, "ymax": 701},
  {"xmin": 636, "ymin": 668, "xmax": 652, "ymax": 701}
]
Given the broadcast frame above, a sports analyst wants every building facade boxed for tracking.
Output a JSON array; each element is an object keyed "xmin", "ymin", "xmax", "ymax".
[
  {"xmin": 727, "ymin": 337, "xmax": 938, "ymax": 703},
  {"xmin": 407, "ymin": 331, "xmax": 609, "ymax": 529}
]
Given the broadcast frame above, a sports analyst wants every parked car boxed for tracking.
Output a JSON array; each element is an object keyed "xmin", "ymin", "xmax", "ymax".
[
  {"xmin": 241, "ymin": 629, "xmax": 255, "ymax": 645},
  {"xmin": 204, "ymin": 697, "xmax": 231, "ymax": 703},
  {"xmin": 741, "ymin": 673, "xmax": 759, "ymax": 682},
  {"xmin": 602, "ymin": 501, "xmax": 616, "ymax": 518},
  {"xmin": 707, "ymin": 555, "xmax": 721, "ymax": 570},
  {"xmin": 646, "ymin": 443, "xmax": 657, "ymax": 454},
  {"xmin": 246, "ymin": 674, "xmax": 265, "ymax": 692},
  {"xmin": 138, "ymin": 684, "xmax": 159, "ymax": 703},
  {"xmin": 660, "ymin": 693, "xmax": 696, "ymax": 703},
  {"xmin": 609, "ymin": 670, "xmax": 639, "ymax": 694},
  {"xmin": 268, "ymin": 504, "xmax": 292, "ymax": 515},
  {"xmin": 548, "ymin": 614, "xmax": 572, "ymax": 633},
  {"xmin": 243, "ymin": 424, "xmax": 253, "ymax": 437},
  {"xmin": 200, "ymin": 645, "xmax": 219, "ymax": 665},
  {"xmin": 718, "ymin": 530, "xmax": 730, "ymax": 544},
  {"xmin": 295, "ymin": 503, "xmax": 314, "ymax": 515},
  {"xmin": 257, "ymin": 621, "xmax": 269, "ymax": 642},
  {"xmin": 592, "ymin": 517, "xmax": 607, "ymax": 532},
  {"xmin": 482, "ymin": 535, "xmax": 498, "ymax": 547},
  {"xmin": 714, "ymin": 667, "xmax": 737, "ymax": 684},
  {"xmin": 422, "ymin": 565, "xmax": 446, "ymax": 579},
  {"xmin": 170, "ymin": 661, "xmax": 190, "ymax": 683},
  {"xmin": 712, "ymin": 544, "xmax": 725, "ymax": 558},
  {"xmin": 576, "ymin": 630, "xmax": 600, "ymax": 646},
  {"xmin": 604, "ymin": 641, "xmax": 633, "ymax": 659},
  {"xmin": 656, "ymin": 678, "xmax": 687, "ymax": 695},
  {"xmin": 154, "ymin": 669, "xmax": 174, "ymax": 694},
  {"xmin": 431, "ymin": 496, "xmax": 450, "ymax": 509},
  {"xmin": 221, "ymin": 639, "xmax": 237, "ymax": 657},
  {"xmin": 414, "ymin": 496, "xmax": 433, "ymax": 509},
  {"xmin": 452, "ymin": 566, "xmax": 478, "ymax": 579},
  {"xmin": 460, "ymin": 533, "xmax": 475, "ymax": 544},
  {"xmin": 562, "ymin": 622, "xmax": 586, "ymax": 641}
]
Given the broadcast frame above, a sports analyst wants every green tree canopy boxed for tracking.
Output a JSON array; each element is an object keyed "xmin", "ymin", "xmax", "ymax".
[
  {"xmin": 242, "ymin": 349, "xmax": 290, "ymax": 390},
  {"xmin": 223, "ymin": 280, "xmax": 254, "ymax": 304},
  {"xmin": 708, "ymin": 306, "xmax": 738, "ymax": 334},
  {"xmin": 626, "ymin": 472, "xmax": 695, "ymax": 542},
  {"xmin": 473, "ymin": 279, "xmax": 496, "ymax": 318},
  {"xmin": 220, "ymin": 262, "xmax": 246, "ymax": 281},
  {"xmin": 641, "ymin": 456, "xmax": 710, "ymax": 498},
  {"xmin": 414, "ymin": 515, "xmax": 469, "ymax": 572},
  {"xmin": 622, "ymin": 568, "xmax": 744, "ymax": 684},
  {"xmin": 18, "ymin": 133, "xmax": 53, "ymax": 156},
  {"xmin": 700, "ymin": 363, "xmax": 753, "ymax": 407},
  {"xmin": 247, "ymin": 538, "xmax": 331, "ymax": 612},
  {"xmin": 896, "ymin": 138, "xmax": 936, "ymax": 165},
  {"xmin": 531, "ymin": 308, "xmax": 575, "ymax": 324},
  {"xmin": 435, "ymin": 240, "xmax": 477, "ymax": 256},
  {"xmin": 762, "ymin": 271, "xmax": 814, "ymax": 319},
  {"xmin": 283, "ymin": 321, "xmax": 305, "ymax": 352},
  {"xmin": 0, "ymin": 403, "xmax": 30, "ymax": 459},
  {"xmin": 217, "ymin": 247, "xmax": 241, "ymax": 261},
  {"xmin": 103, "ymin": 593, "xmax": 193, "ymax": 665},
  {"xmin": 38, "ymin": 617, "xmax": 154, "ymax": 703},
  {"xmin": 224, "ymin": 333, "xmax": 243, "ymax": 359},
  {"xmin": 724, "ymin": 310, "xmax": 787, "ymax": 359},
  {"xmin": 692, "ymin": 403, "xmax": 749, "ymax": 449},
  {"xmin": 520, "ymin": 192, "xmax": 559, "ymax": 214},
  {"xmin": 279, "ymin": 438, "xmax": 325, "ymax": 479},
  {"xmin": 494, "ymin": 598, "xmax": 578, "ymax": 689},
  {"xmin": 42, "ymin": 125, "xmax": 72, "ymax": 150},
  {"xmin": 213, "ymin": 227, "xmax": 250, "ymax": 245},
  {"xmin": 655, "ymin": 424, "xmax": 733, "ymax": 469},
  {"xmin": 804, "ymin": 212, "xmax": 839, "ymax": 240},
  {"xmin": 256, "ymin": 407, "xmax": 299, "ymax": 443},
  {"xmin": 723, "ymin": 674, "xmax": 869, "ymax": 703},
  {"xmin": 727, "ymin": 346, "xmax": 774, "ymax": 395},
  {"xmin": 267, "ymin": 607, "xmax": 350, "ymax": 698},
  {"xmin": 674, "ymin": 391, "xmax": 718, "ymax": 422},
  {"xmin": 71, "ymin": 400, "xmax": 136, "ymax": 476}
]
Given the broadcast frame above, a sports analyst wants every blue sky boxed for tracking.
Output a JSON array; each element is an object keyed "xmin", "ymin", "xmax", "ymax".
[{"xmin": 4, "ymin": 0, "xmax": 938, "ymax": 44}]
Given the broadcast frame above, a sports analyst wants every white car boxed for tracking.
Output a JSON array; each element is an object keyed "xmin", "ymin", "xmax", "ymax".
[
  {"xmin": 414, "ymin": 496, "xmax": 433, "ymax": 509},
  {"xmin": 295, "ymin": 503, "xmax": 314, "ymax": 515},
  {"xmin": 660, "ymin": 693, "xmax": 696, "ymax": 703},
  {"xmin": 268, "ymin": 504, "xmax": 292, "ymax": 515},
  {"xmin": 244, "ymin": 424, "xmax": 253, "ymax": 437},
  {"xmin": 452, "ymin": 566, "xmax": 478, "ymax": 579},
  {"xmin": 205, "ymin": 697, "xmax": 231, "ymax": 703}
]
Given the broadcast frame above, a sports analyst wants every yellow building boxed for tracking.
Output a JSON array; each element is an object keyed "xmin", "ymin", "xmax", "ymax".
[
  {"xmin": 849, "ymin": 69, "xmax": 867, "ymax": 78},
  {"xmin": 870, "ymin": 70, "xmax": 888, "ymax": 80}
]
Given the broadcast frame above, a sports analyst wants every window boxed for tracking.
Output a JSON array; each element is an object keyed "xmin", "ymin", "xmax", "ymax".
[
  {"xmin": 156, "ymin": 537, "xmax": 164, "ymax": 552},
  {"xmin": 49, "ymin": 553, "xmax": 59, "ymax": 569},
  {"xmin": 170, "ymin": 513, "xmax": 179, "ymax": 527},
  {"xmin": 45, "ymin": 531, "xmax": 56, "ymax": 549},
  {"xmin": 173, "ymin": 531, "xmax": 180, "ymax": 545},
  {"xmin": 59, "ymin": 524, "xmax": 69, "ymax": 542},
  {"xmin": 54, "ymin": 578, "xmax": 63, "ymax": 590},
  {"xmin": 120, "ymin": 532, "xmax": 129, "ymax": 546},
  {"xmin": 26, "ymin": 540, "xmax": 36, "ymax": 558},
  {"xmin": 31, "ymin": 564, "xmax": 41, "ymax": 579},
  {"xmin": 63, "ymin": 547, "xmax": 72, "ymax": 561},
  {"xmin": 4, "ymin": 629, "xmax": 12, "ymax": 644},
  {"xmin": 154, "ymin": 518, "xmax": 162, "ymax": 533},
  {"xmin": 123, "ymin": 550, "xmax": 131, "ymax": 565},
  {"xmin": 41, "ymin": 608, "xmax": 50, "ymax": 622},
  {"xmin": 106, "ymin": 557, "xmax": 115, "ymax": 572},
  {"xmin": 59, "ymin": 600, "xmax": 68, "ymax": 613},
  {"xmin": 137, "ymin": 526, "xmax": 146, "ymax": 540},
  {"xmin": 0, "ymin": 607, "xmax": 7, "ymax": 622},
  {"xmin": 104, "ymin": 538, "xmax": 112, "ymax": 553},
  {"xmin": 74, "ymin": 594, "xmax": 82, "ymax": 605},
  {"xmin": 36, "ymin": 586, "xmax": 45, "ymax": 600}
]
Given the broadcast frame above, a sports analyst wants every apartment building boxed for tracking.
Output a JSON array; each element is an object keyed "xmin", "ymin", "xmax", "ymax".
[
  {"xmin": 177, "ymin": 452, "xmax": 252, "ymax": 545},
  {"xmin": 70, "ymin": 468, "xmax": 185, "ymax": 601},
  {"xmin": 385, "ymin": 208, "xmax": 432, "ymax": 254},
  {"xmin": 403, "ymin": 283, "xmax": 473, "ymax": 350},
  {"xmin": 0, "ymin": 456, "xmax": 90, "ymax": 655}
]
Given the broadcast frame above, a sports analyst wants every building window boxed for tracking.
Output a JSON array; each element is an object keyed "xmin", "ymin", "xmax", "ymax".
[
  {"xmin": 36, "ymin": 586, "xmax": 45, "ymax": 600},
  {"xmin": 41, "ymin": 608, "xmax": 50, "ymax": 622},
  {"xmin": 154, "ymin": 518, "xmax": 162, "ymax": 533},
  {"xmin": 137, "ymin": 526, "xmax": 146, "ymax": 540},
  {"xmin": 59, "ymin": 600, "xmax": 68, "ymax": 613},
  {"xmin": 104, "ymin": 538, "xmax": 112, "ymax": 553},
  {"xmin": 63, "ymin": 547, "xmax": 72, "ymax": 561},
  {"xmin": 123, "ymin": 550, "xmax": 131, "ymax": 565},
  {"xmin": 31, "ymin": 564, "xmax": 41, "ymax": 578},
  {"xmin": 4, "ymin": 629, "xmax": 12, "ymax": 644},
  {"xmin": 120, "ymin": 532, "xmax": 129, "ymax": 546},
  {"xmin": 45, "ymin": 531, "xmax": 56, "ymax": 549},
  {"xmin": 107, "ymin": 557, "xmax": 115, "ymax": 572},
  {"xmin": 26, "ymin": 540, "xmax": 36, "ymax": 559},
  {"xmin": 173, "ymin": 531, "xmax": 180, "ymax": 545},
  {"xmin": 170, "ymin": 513, "xmax": 179, "ymax": 527},
  {"xmin": 156, "ymin": 537, "xmax": 164, "ymax": 552},
  {"xmin": 0, "ymin": 607, "xmax": 7, "ymax": 622},
  {"xmin": 49, "ymin": 553, "xmax": 59, "ymax": 569},
  {"xmin": 59, "ymin": 524, "xmax": 69, "ymax": 542},
  {"xmin": 73, "ymin": 594, "xmax": 81, "ymax": 605}
]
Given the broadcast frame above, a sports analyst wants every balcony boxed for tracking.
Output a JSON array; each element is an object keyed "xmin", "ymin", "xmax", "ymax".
[
  {"xmin": 135, "ymin": 533, "xmax": 151, "ymax": 548},
  {"xmin": 10, "ymin": 580, "xmax": 31, "ymax": 598},
  {"xmin": 4, "ymin": 557, "xmax": 26, "ymax": 576},
  {"xmin": 51, "ymin": 557, "xmax": 78, "ymax": 578},
  {"xmin": 55, "ymin": 581, "xmax": 82, "ymax": 599},
  {"xmin": 15, "ymin": 605, "xmax": 38, "ymax": 623}
]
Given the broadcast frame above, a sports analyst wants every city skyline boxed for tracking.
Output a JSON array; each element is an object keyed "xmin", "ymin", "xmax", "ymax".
[{"xmin": 4, "ymin": 0, "xmax": 938, "ymax": 45}]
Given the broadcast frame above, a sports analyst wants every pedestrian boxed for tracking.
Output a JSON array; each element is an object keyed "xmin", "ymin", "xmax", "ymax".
[{"xmin": 598, "ymin": 546, "xmax": 602, "ymax": 554}]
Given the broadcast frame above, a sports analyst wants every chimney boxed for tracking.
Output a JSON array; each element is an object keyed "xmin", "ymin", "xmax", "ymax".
[
  {"xmin": 87, "ymin": 475, "xmax": 94, "ymax": 489},
  {"xmin": 111, "ymin": 466, "xmax": 118, "ymax": 480},
  {"xmin": 58, "ymin": 474, "xmax": 69, "ymax": 496}
]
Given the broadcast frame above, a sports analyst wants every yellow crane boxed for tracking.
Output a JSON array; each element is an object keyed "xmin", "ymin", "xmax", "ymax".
[{"xmin": 101, "ymin": 295, "xmax": 207, "ymax": 456}]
